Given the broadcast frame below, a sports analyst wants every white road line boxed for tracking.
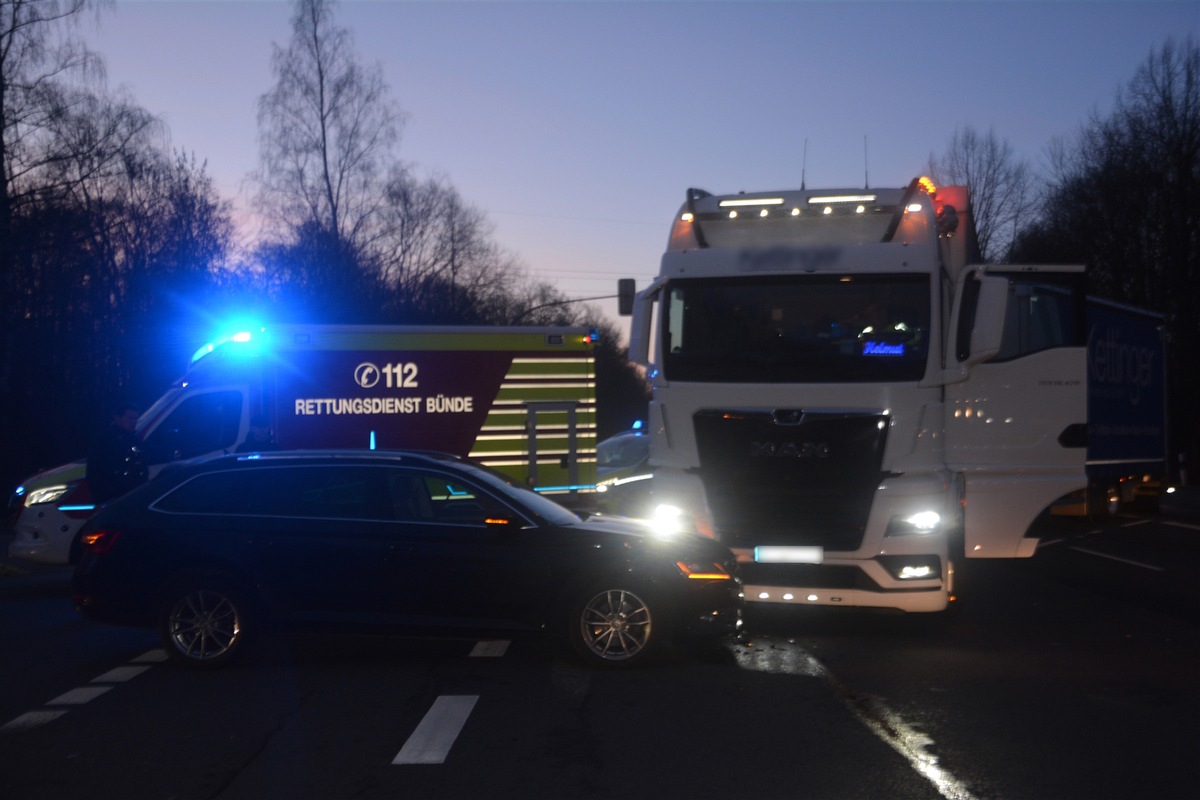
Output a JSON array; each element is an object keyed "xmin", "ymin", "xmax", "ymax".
[
  {"xmin": 1, "ymin": 651, "xmax": 161, "ymax": 734},
  {"xmin": 739, "ymin": 645, "xmax": 979, "ymax": 800},
  {"xmin": 0, "ymin": 710, "xmax": 69, "ymax": 733},
  {"xmin": 92, "ymin": 665, "xmax": 153, "ymax": 683},
  {"xmin": 1068, "ymin": 546, "xmax": 1166, "ymax": 571},
  {"xmin": 393, "ymin": 695, "xmax": 479, "ymax": 765},
  {"xmin": 469, "ymin": 640, "xmax": 510, "ymax": 658},
  {"xmin": 47, "ymin": 686, "xmax": 113, "ymax": 705},
  {"xmin": 1164, "ymin": 520, "xmax": 1200, "ymax": 532}
]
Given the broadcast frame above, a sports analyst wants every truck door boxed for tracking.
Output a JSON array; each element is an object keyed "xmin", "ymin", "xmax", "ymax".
[
  {"xmin": 524, "ymin": 401, "xmax": 581, "ymax": 489},
  {"xmin": 945, "ymin": 269, "xmax": 1087, "ymax": 557}
]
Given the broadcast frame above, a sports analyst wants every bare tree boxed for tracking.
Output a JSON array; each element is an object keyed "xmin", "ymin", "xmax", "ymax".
[
  {"xmin": 1012, "ymin": 38, "xmax": 1199, "ymax": 475},
  {"xmin": 928, "ymin": 126, "xmax": 1032, "ymax": 262},
  {"xmin": 374, "ymin": 169, "xmax": 526, "ymax": 323},
  {"xmin": 254, "ymin": 0, "xmax": 404, "ymax": 253},
  {"xmin": 0, "ymin": 0, "xmax": 105, "ymax": 330}
]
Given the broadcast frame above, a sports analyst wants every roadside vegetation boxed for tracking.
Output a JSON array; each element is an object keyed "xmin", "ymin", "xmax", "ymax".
[{"xmin": 0, "ymin": 0, "xmax": 1194, "ymax": 494}]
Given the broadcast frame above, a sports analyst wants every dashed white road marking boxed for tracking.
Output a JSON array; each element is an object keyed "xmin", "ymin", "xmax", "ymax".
[
  {"xmin": 92, "ymin": 665, "xmax": 153, "ymax": 683},
  {"xmin": 0, "ymin": 649, "xmax": 163, "ymax": 734},
  {"xmin": 393, "ymin": 695, "xmax": 479, "ymax": 765},
  {"xmin": 469, "ymin": 640, "xmax": 510, "ymax": 657},
  {"xmin": 0, "ymin": 710, "xmax": 69, "ymax": 733},
  {"xmin": 48, "ymin": 686, "xmax": 113, "ymax": 705}
]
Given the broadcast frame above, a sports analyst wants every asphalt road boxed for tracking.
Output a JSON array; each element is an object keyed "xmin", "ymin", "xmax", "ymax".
[{"xmin": 1, "ymin": 494, "xmax": 1198, "ymax": 800}]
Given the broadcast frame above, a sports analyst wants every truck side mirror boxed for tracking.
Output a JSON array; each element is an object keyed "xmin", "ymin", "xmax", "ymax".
[{"xmin": 617, "ymin": 278, "xmax": 636, "ymax": 316}]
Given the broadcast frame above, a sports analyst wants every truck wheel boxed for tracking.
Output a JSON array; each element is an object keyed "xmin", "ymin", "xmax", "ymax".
[
  {"xmin": 158, "ymin": 577, "xmax": 254, "ymax": 668},
  {"xmin": 567, "ymin": 580, "xmax": 662, "ymax": 668}
]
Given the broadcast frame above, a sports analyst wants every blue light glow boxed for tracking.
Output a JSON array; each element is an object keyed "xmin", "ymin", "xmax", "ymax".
[{"xmin": 190, "ymin": 326, "xmax": 265, "ymax": 364}]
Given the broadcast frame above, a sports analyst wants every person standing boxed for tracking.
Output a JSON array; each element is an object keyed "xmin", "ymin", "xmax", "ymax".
[
  {"xmin": 235, "ymin": 414, "xmax": 280, "ymax": 453},
  {"xmin": 86, "ymin": 401, "xmax": 149, "ymax": 505}
]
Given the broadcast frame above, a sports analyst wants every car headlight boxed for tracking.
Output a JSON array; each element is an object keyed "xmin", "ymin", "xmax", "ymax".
[
  {"xmin": 885, "ymin": 509, "xmax": 941, "ymax": 536},
  {"xmin": 25, "ymin": 484, "xmax": 71, "ymax": 506},
  {"xmin": 650, "ymin": 504, "xmax": 684, "ymax": 537}
]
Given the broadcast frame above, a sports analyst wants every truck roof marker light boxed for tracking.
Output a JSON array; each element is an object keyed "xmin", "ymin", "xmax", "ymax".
[
  {"xmin": 719, "ymin": 197, "xmax": 784, "ymax": 208},
  {"xmin": 918, "ymin": 176, "xmax": 938, "ymax": 195},
  {"xmin": 808, "ymin": 193, "xmax": 876, "ymax": 205}
]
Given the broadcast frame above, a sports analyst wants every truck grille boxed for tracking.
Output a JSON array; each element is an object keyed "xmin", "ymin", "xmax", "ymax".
[{"xmin": 694, "ymin": 409, "xmax": 888, "ymax": 551}]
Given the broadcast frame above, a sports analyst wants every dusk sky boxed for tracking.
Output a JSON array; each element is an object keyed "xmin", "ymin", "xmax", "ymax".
[{"xmin": 81, "ymin": 1, "xmax": 1198, "ymax": 328}]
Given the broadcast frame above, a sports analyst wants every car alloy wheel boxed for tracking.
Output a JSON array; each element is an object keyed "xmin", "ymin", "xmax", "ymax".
[
  {"xmin": 571, "ymin": 585, "xmax": 657, "ymax": 667},
  {"xmin": 159, "ymin": 581, "xmax": 249, "ymax": 668}
]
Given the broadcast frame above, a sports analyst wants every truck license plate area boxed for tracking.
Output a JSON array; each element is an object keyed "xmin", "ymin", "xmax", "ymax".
[{"xmin": 755, "ymin": 546, "xmax": 823, "ymax": 564}]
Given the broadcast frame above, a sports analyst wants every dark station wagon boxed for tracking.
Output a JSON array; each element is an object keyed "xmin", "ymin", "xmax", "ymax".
[{"xmin": 72, "ymin": 450, "xmax": 742, "ymax": 668}]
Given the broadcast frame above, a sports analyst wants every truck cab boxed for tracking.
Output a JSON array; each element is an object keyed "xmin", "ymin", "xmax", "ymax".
[{"xmin": 622, "ymin": 178, "xmax": 1164, "ymax": 613}]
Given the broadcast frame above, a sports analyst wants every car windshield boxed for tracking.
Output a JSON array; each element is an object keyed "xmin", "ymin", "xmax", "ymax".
[
  {"xmin": 598, "ymin": 434, "xmax": 649, "ymax": 470},
  {"xmin": 663, "ymin": 273, "xmax": 931, "ymax": 383},
  {"xmin": 456, "ymin": 461, "xmax": 583, "ymax": 526}
]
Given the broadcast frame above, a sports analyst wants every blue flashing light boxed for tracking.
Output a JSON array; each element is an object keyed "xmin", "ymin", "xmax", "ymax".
[
  {"xmin": 370, "ymin": 430, "xmax": 377, "ymax": 450},
  {"xmin": 190, "ymin": 327, "xmax": 263, "ymax": 365},
  {"xmin": 631, "ymin": 420, "xmax": 644, "ymax": 432},
  {"xmin": 58, "ymin": 504, "xmax": 96, "ymax": 512}
]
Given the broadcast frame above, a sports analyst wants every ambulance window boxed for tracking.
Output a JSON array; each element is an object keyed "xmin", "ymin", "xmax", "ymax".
[{"xmin": 143, "ymin": 390, "xmax": 244, "ymax": 461}]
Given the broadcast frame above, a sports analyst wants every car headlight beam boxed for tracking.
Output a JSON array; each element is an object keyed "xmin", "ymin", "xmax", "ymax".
[
  {"xmin": 26, "ymin": 484, "xmax": 71, "ymax": 506},
  {"xmin": 650, "ymin": 503, "xmax": 684, "ymax": 537}
]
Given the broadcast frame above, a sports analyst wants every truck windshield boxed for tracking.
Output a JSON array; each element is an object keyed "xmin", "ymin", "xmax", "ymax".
[{"xmin": 662, "ymin": 274, "xmax": 931, "ymax": 383}]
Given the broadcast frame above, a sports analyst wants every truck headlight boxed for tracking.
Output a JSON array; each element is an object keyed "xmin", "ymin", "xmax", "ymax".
[
  {"xmin": 878, "ymin": 555, "xmax": 942, "ymax": 580},
  {"xmin": 25, "ymin": 484, "xmax": 71, "ymax": 506},
  {"xmin": 885, "ymin": 510, "xmax": 941, "ymax": 536}
]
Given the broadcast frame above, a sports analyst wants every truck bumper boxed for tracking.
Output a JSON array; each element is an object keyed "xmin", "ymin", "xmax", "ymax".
[{"xmin": 732, "ymin": 549, "xmax": 953, "ymax": 613}]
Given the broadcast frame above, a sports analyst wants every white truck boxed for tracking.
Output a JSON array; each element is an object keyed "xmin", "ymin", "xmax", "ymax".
[
  {"xmin": 620, "ymin": 177, "xmax": 1167, "ymax": 613},
  {"xmin": 9, "ymin": 324, "xmax": 598, "ymax": 565}
]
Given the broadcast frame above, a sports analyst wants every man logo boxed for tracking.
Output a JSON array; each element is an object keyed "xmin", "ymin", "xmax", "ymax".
[
  {"xmin": 354, "ymin": 362, "xmax": 381, "ymax": 388},
  {"xmin": 750, "ymin": 441, "xmax": 830, "ymax": 458}
]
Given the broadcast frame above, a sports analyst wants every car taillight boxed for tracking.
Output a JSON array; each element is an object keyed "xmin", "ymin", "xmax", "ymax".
[{"xmin": 80, "ymin": 529, "xmax": 122, "ymax": 555}]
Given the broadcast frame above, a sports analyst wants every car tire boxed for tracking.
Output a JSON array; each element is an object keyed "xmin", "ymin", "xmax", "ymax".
[
  {"xmin": 158, "ymin": 577, "xmax": 253, "ymax": 669},
  {"xmin": 567, "ymin": 579, "xmax": 662, "ymax": 668}
]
